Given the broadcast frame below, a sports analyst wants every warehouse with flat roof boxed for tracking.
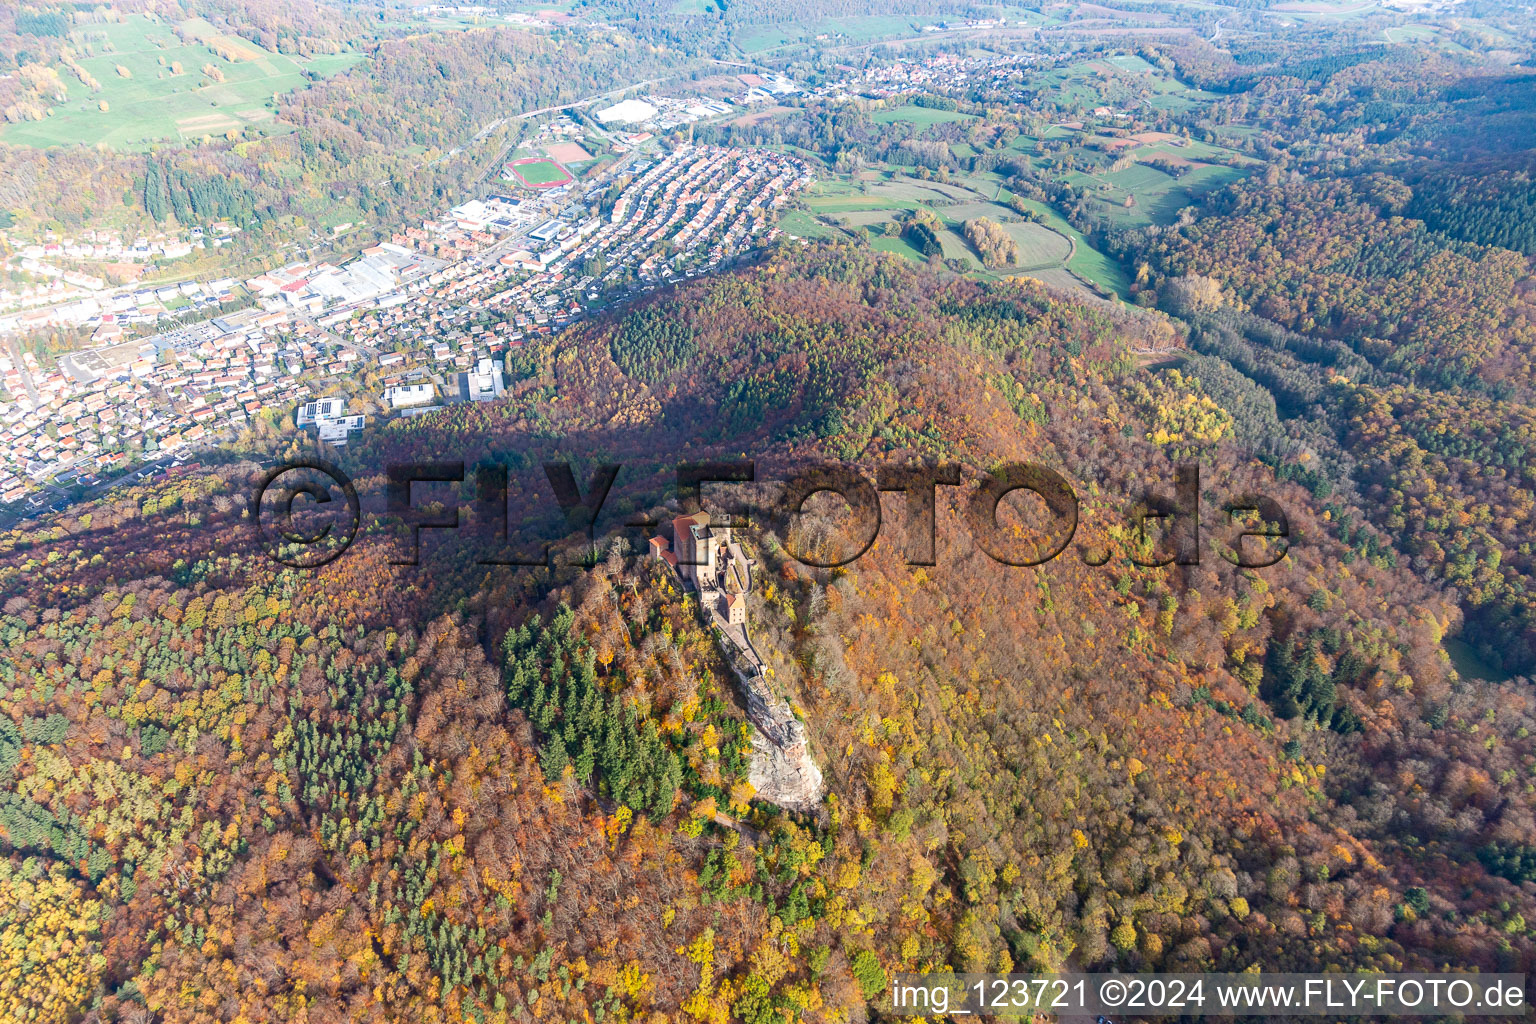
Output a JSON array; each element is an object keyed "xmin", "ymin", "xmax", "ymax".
[{"xmin": 595, "ymin": 98, "xmax": 658, "ymax": 124}]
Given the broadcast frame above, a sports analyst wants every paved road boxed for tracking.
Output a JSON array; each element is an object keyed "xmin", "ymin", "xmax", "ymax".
[
  {"xmin": 516, "ymin": 75, "xmax": 673, "ymax": 122},
  {"xmin": 292, "ymin": 310, "xmax": 375, "ymax": 361},
  {"xmin": 711, "ymin": 812, "xmax": 764, "ymax": 844},
  {"xmin": 467, "ymin": 146, "xmax": 645, "ymax": 272},
  {"xmin": 0, "ymin": 449, "xmax": 210, "ymax": 530},
  {"xmin": 2, "ymin": 333, "xmax": 40, "ymax": 407}
]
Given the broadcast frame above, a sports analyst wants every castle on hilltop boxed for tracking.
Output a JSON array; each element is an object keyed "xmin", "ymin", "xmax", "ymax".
[{"xmin": 650, "ymin": 512, "xmax": 814, "ymax": 773}]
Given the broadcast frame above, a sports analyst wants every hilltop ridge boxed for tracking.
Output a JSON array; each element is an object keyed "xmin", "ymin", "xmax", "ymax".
[{"xmin": 3, "ymin": 246, "xmax": 1533, "ymax": 1020}]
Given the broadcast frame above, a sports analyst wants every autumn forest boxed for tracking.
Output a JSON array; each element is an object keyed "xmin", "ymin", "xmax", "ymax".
[{"xmin": 6, "ymin": 0, "xmax": 1536, "ymax": 1022}]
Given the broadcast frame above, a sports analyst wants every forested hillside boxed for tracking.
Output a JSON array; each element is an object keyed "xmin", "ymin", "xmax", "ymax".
[
  {"xmin": 3, "ymin": 246, "xmax": 1534, "ymax": 1022},
  {"xmin": 1113, "ymin": 170, "xmax": 1536, "ymax": 675},
  {"xmin": 0, "ymin": 11, "xmax": 689, "ymax": 245},
  {"xmin": 1115, "ymin": 176, "xmax": 1536, "ymax": 391}
]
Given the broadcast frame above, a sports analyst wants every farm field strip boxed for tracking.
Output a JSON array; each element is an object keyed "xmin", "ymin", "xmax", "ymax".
[{"xmin": 794, "ymin": 176, "xmax": 1120, "ymax": 294}]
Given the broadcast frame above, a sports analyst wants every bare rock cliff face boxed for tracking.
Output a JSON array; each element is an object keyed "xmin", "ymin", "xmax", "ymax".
[
  {"xmin": 732, "ymin": 657, "xmax": 823, "ymax": 811},
  {"xmin": 749, "ymin": 719, "xmax": 824, "ymax": 812}
]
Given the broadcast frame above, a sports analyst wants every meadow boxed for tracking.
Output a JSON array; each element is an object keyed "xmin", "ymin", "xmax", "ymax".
[
  {"xmin": 757, "ymin": 44, "xmax": 1262, "ymax": 299},
  {"xmin": 1024, "ymin": 55, "xmax": 1226, "ymax": 114},
  {"xmin": 733, "ymin": 14, "xmax": 925, "ymax": 54},
  {"xmin": 1, "ymin": 14, "xmax": 361, "ymax": 151},
  {"xmin": 1056, "ymin": 135, "xmax": 1254, "ymax": 227},
  {"xmin": 776, "ymin": 209, "xmax": 838, "ymax": 239},
  {"xmin": 793, "ymin": 174, "xmax": 1126, "ymax": 291}
]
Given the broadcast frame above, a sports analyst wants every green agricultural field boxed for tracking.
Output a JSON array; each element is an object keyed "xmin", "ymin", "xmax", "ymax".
[
  {"xmin": 302, "ymin": 52, "xmax": 364, "ymax": 77},
  {"xmin": 1171, "ymin": 161, "xmax": 1244, "ymax": 190},
  {"xmin": 1381, "ymin": 24, "xmax": 1437, "ymax": 43},
  {"xmin": 777, "ymin": 209, "xmax": 840, "ymax": 239},
  {"xmin": 871, "ymin": 104, "xmax": 978, "ymax": 127},
  {"xmin": 1038, "ymin": 125, "xmax": 1255, "ymax": 228},
  {"xmin": 810, "ymin": 15, "xmax": 926, "ymax": 42},
  {"xmin": 734, "ymin": 26, "xmax": 799, "ymax": 53},
  {"xmin": 994, "ymin": 8, "xmax": 1052, "ymax": 26},
  {"xmin": 936, "ymin": 227, "xmax": 978, "ymax": 267},
  {"xmin": 733, "ymin": 13, "xmax": 925, "ymax": 53},
  {"xmin": 1076, "ymin": 152, "xmax": 1248, "ymax": 226},
  {"xmin": 857, "ymin": 175, "xmax": 984, "ymax": 204},
  {"xmin": 1102, "ymin": 162, "xmax": 1182, "ymax": 194},
  {"xmin": 1, "ymin": 14, "xmax": 361, "ymax": 151},
  {"xmin": 1029, "ymin": 57, "xmax": 1217, "ymax": 113},
  {"xmin": 1031, "ymin": 65, "xmax": 1107, "ymax": 106},
  {"xmin": 807, "ymin": 178, "xmax": 866, "ymax": 197},
  {"xmin": 1104, "ymin": 53, "xmax": 1159, "ymax": 73},
  {"xmin": 806, "ymin": 198, "xmax": 931, "ymax": 217},
  {"xmin": 1003, "ymin": 221, "xmax": 1074, "ymax": 268},
  {"xmin": 943, "ymin": 199, "xmax": 1021, "ymax": 222},
  {"xmin": 1020, "ymin": 266, "xmax": 1090, "ymax": 294},
  {"xmin": 844, "ymin": 215, "xmax": 1069, "ymax": 279},
  {"xmin": 1137, "ymin": 138, "xmax": 1241, "ymax": 162},
  {"xmin": 795, "ymin": 169, "xmax": 1133, "ymax": 298},
  {"xmin": 1003, "ymin": 195, "xmax": 1132, "ymax": 298},
  {"xmin": 1271, "ymin": 0, "xmax": 1380, "ymax": 21},
  {"xmin": 803, "ymin": 177, "xmax": 954, "ymax": 214},
  {"xmin": 873, "ymin": 177, "xmax": 959, "ymax": 200},
  {"xmin": 871, "ymin": 234, "xmax": 926, "ymax": 263},
  {"xmin": 826, "ymin": 208, "xmax": 908, "ymax": 227}
]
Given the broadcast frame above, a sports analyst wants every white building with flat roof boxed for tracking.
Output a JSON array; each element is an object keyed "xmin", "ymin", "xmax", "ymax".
[
  {"xmin": 297, "ymin": 398, "xmax": 365, "ymax": 445},
  {"xmin": 529, "ymin": 220, "xmax": 564, "ymax": 244},
  {"xmin": 465, "ymin": 357, "xmax": 504, "ymax": 403},
  {"xmin": 386, "ymin": 382, "xmax": 435, "ymax": 409},
  {"xmin": 595, "ymin": 98, "xmax": 659, "ymax": 124}
]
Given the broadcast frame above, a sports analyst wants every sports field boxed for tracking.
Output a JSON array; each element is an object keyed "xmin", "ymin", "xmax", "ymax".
[
  {"xmin": 0, "ymin": 14, "xmax": 361, "ymax": 150},
  {"xmin": 507, "ymin": 157, "xmax": 574, "ymax": 188},
  {"xmin": 544, "ymin": 141, "xmax": 593, "ymax": 164}
]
